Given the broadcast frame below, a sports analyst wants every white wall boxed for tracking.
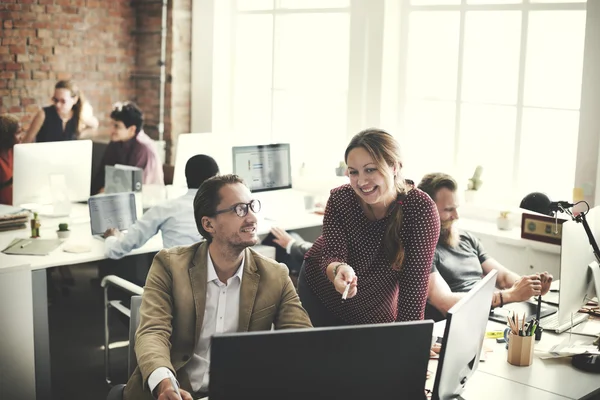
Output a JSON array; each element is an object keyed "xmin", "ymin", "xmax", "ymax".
[{"xmin": 576, "ymin": 0, "xmax": 600, "ymax": 206}]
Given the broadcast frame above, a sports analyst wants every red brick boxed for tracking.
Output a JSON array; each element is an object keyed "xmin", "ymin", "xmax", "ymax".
[
  {"xmin": 16, "ymin": 29, "xmax": 36, "ymax": 38},
  {"xmin": 21, "ymin": 98, "xmax": 36, "ymax": 106},
  {"xmin": 4, "ymin": 62, "xmax": 21, "ymax": 71},
  {"xmin": 13, "ymin": 21, "xmax": 32, "ymax": 29},
  {"xmin": 9, "ymin": 45, "xmax": 27, "ymax": 55}
]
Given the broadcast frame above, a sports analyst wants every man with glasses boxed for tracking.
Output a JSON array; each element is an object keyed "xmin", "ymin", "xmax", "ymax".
[{"xmin": 124, "ymin": 174, "xmax": 312, "ymax": 400}]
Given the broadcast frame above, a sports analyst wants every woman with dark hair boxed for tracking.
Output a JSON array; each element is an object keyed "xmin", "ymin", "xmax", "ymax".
[
  {"xmin": 23, "ymin": 80, "xmax": 99, "ymax": 143},
  {"xmin": 0, "ymin": 114, "xmax": 21, "ymax": 204},
  {"xmin": 298, "ymin": 128, "xmax": 440, "ymax": 326}
]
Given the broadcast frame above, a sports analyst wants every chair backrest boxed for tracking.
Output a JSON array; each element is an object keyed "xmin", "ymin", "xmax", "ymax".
[{"xmin": 128, "ymin": 295, "xmax": 143, "ymax": 378}]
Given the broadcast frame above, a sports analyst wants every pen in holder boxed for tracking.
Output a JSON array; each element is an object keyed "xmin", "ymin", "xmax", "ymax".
[
  {"xmin": 507, "ymin": 333, "xmax": 535, "ymax": 366},
  {"xmin": 505, "ymin": 312, "xmax": 536, "ymax": 367}
]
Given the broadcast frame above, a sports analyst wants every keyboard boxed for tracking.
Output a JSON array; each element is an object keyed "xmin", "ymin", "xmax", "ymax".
[{"xmin": 539, "ymin": 312, "xmax": 589, "ymax": 333}]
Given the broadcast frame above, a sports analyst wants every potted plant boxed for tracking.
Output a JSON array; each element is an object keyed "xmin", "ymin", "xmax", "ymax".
[
  {"xmin": 464, "ymin": 166, "xmax": 483, "ymax": 203},
  {"xmin": 497, "ymin": 211, "xmax": 513, "ymax": 231},
  {"xmin": 335, "ymin": 161, "xmax": 347, "ymax": 177},
  {"xmin": 57, "ymin": 223, "xmax": 71, "ymax": 239}
]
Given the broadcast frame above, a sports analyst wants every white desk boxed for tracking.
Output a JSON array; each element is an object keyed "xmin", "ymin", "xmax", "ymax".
[{"xmin": 476, "ymin": 320, "xmax": 600, "ymax": 399}]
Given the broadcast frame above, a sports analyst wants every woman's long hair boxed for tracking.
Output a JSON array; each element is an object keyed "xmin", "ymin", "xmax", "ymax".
[
  {"xmin": 344, "ymin": 128, "xmax": 407, "ymax": 270},
  {"xmin": 55, "ymin": 80, "xmax": 85, "ymax": 134}
]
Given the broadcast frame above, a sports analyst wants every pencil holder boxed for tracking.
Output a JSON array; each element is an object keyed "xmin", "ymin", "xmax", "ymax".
[{"xmin": 507, "ymin": 333, "xmax": 534, "ymax": 366}]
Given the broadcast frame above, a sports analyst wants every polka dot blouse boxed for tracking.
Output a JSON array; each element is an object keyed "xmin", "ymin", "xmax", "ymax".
[{"xmin": 304, "ymin": 184, "xmax": 440, "ymax": 324}]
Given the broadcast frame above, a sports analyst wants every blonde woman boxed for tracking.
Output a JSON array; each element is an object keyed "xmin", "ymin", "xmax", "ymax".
[{"xmin": 24, "ymin": 80, "xmax": 98, "ymax": 143}]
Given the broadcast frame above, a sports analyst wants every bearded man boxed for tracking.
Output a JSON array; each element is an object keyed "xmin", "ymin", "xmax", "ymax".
[{"xmin": 417, "ymin": 173, "xmax": 552, "ymax": 316}]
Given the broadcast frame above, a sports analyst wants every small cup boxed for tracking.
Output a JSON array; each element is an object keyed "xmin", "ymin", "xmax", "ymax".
[
  {"xmin": 507, "ymin": 333, "xmax": 534, "ymax": 366},
  {"xmin": 304, "ymin": 195, "xmax": 316, "ymax": 211}
]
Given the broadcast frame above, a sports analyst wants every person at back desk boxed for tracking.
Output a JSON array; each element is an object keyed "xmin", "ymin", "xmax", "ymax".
[
  {"xmin": 0, "ymin": 114, "xmax": 23, "ymax": 205},
  {"xmin": 123, "ymin": 174, "xmax": 312, "ymax": 400},
  {"xmin": 23, "ymin": 80, "xmax": 99, "ymax": 143},
  {"xmin": 91, "ymin": 101, "xmax": 163, "ymax": 195},
  {"xmin": 418, "ymin": 173, "xmax": 553, "ymax": 317},
  {"xmin": 103, "ymin": 155, "xmax": 220, "ymax": 259}
]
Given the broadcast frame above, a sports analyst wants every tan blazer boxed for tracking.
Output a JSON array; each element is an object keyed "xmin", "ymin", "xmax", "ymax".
[{"xmin": 124, "ymin": 241, "xmax": 312, "ymax": 399}]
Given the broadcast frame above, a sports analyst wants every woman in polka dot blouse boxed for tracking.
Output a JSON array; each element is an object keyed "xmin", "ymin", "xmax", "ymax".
[{"xmin": 297, "ymin": 129, "xmax": 440, "ymax": 326}]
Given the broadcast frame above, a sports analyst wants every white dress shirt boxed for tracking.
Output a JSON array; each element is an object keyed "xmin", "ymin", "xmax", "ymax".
[
  {"xmin": 104, "ymin": 189, "xmax": 202, "ymax": 259},
  {"xmin": 148, "ymin": 249, "xmax": 244, "ymax": 395}
]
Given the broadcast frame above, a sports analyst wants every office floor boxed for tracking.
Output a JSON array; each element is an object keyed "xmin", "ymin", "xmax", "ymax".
[{"xmin": 48, "ymin": 264, "xmax": 129, "ymax": 400}]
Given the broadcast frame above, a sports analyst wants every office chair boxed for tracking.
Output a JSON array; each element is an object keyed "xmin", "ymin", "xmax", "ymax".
[
  {"xmin": 101, "ymin": 276, "xmax": 144, "ymax": 387},
  {"xmin": 106, "ymin": 294, "xmax": 142, "ymax": 400}
]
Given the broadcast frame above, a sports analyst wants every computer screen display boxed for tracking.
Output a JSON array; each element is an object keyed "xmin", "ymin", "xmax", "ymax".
[
  {"xmin": 88, "ymin": 192, "xmax": 137, "ymax": 235},
  {"xmin": 232, "ymin": 144, "xmax": 291, "ymax": 193},
  {"xmin": 210, "ymin": 321, "xmax": 433, "ymax": 400},
  {"xmin": 433, "ymin": 270, "xmax": 497, "ymax": 400},
  {"xmin": 13, "ymin": 140, "xmax": 93, "ymax": 206}
]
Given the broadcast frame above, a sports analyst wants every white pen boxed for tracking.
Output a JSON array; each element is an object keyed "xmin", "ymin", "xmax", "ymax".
[
  {"xmin": 342, "ymin": 281, "xmax": 351, "ymax": 300},
  {"xmin": 169, "ymin": 375, "xmax": 183, "ymax": 400}
]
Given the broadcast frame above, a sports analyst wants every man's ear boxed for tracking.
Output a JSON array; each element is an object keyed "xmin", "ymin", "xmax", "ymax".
[{"xmin": 202, "ymin": 216, "xmax": 215, "ymax": 235}]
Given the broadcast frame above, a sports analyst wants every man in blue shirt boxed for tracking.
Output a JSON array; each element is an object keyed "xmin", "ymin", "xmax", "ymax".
[{"xmin": 103, "ymin": 155, "xmax": 219, "ymax": 259}]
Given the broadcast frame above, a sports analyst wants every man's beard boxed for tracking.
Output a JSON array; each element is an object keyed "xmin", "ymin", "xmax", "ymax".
[{"xmin": 440, "ymin": 220, "xmax": 459, "ymax": 248}]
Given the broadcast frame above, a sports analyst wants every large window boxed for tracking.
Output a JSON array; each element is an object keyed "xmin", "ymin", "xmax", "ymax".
[
  {"xmin": 198, "ymin": 0, "xmax": 588, "ymax": 207},
  {"xmin": 396, "ymin": 0, "xmax": 586, "ymax": 206},
  {"xmin": 212, "ymin": 0, "xmax": 352, "ymax": 176}
]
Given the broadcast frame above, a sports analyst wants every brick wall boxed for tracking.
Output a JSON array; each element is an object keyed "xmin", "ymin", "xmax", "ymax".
[
  {"xmin": 1, "ymin": 0, "xmax": 193, "ymax": 165},
  {"xmin": 0, "ymin": 0, "xmax": 136, "ymax": 135}
]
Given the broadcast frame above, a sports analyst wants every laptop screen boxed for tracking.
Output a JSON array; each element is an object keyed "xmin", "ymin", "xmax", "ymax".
[{"xmin": 88, "ymin": 192, "xmax": 137, "ymax": 235}]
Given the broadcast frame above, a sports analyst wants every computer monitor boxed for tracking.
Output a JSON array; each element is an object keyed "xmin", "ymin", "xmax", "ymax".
[
  {"xmin": 13, "ymin": 140, "xmax": 93, "ymax": 206},
  {"xmin": 432, "ymin": 270, "xmax": 498, "ymax": 400},
  {"xmin": 539, "ymin": 207, "xmax": 598, "ymax": 331},
  {"xmin": 172, "ymin": 133, "xmax": 234, "ymax": 188},
  {"xmin": 210, "ymin": 321, "xmax": 433, "ymax": 400},
  {"xmin": 232, "ymin": 143, "xmax": 292, "ymax": 193}
]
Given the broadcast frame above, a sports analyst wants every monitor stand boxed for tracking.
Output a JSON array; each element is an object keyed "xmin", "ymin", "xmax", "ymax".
[{"xmin": 571, "ymin": 262, "xmax": 600, "ymax": 374}]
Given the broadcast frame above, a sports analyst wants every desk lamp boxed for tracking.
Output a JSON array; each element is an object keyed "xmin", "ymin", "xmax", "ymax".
[{"xmin": 551, "ymin": 200, "xmax": 600, "ymax": 373}]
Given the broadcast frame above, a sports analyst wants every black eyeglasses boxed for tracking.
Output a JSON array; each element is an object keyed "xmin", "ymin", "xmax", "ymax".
[{"xmin": 213, "ymin": 199, "xmax": 261, "ymax": 218}]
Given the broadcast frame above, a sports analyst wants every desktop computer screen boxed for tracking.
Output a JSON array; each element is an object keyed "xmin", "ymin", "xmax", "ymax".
[
  {"xmin": 172, "ymin": 133, "xmax": 234, "ymax": 188},
  {"xmin": 13, "ymin": 140, "xmax": 93, "ymax": 206},
  {"xmin": 232, "ymin": 144, "xmax": 291, "ymax": 193},
  {"xmin": 210, "ymin": 321, "xmax": 433, "ymax": 400},
  {"xmin": 433, "ymin": 270, "xmax": 498, "ymax": 400}
]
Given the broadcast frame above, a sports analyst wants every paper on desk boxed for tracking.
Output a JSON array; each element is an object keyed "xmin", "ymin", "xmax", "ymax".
[
  {"xmin": 535, "ymin": 336, "xmax": 600, "ymax": 359},
  {"xmin": 567, "ymin": 318, "xmax": 600, "ymax": 338}
]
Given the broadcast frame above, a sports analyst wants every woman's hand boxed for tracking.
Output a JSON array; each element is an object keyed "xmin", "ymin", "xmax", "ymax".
[{"xmin": 333, "ymin": 264, "xmax": 358, "ymax": 298}]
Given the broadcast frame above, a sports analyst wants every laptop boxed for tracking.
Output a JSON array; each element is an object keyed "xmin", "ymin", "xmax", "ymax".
[
  {"xmin": 88, "ymin": 192, "xmax": 137, "ymax": 240},
  {"xmin": 432, "ymin": 270, "xmax": 498, "ymax": 400},
  {"xmin": 209, "ymin": 321, "xmax": 433, "ymax": 400},
  {"xmin": 488, "ymin": 300, "xmax": 557, "ymax": 325}
]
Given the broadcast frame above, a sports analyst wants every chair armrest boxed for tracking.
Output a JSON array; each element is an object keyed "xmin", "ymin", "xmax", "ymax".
[{"xmin": 101, "ymin": 275, "xmax": 143, "ymax": 296}]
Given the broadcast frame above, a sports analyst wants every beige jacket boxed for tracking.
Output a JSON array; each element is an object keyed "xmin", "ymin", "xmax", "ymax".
[{"xmin": 124, "ymin": 241, "xmax": 312, "ymax": 399}]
